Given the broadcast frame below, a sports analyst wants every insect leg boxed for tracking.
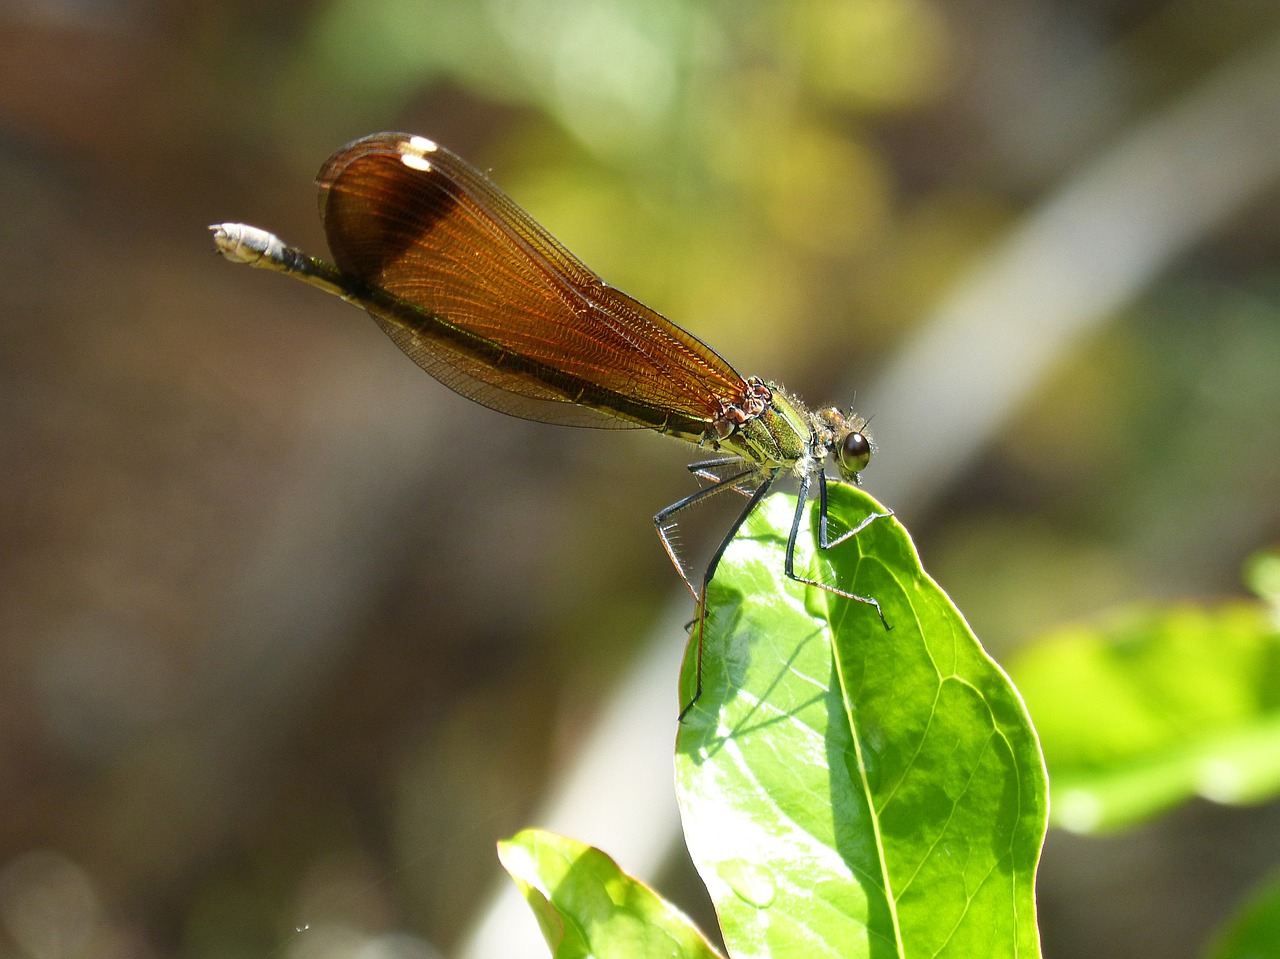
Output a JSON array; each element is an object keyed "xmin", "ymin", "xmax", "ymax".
[{"xmin": 783, "ymin": 471, "xmax": 889, "ymax": 628}]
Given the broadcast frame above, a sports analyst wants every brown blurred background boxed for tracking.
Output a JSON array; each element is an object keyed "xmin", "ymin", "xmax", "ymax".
[{"xmin": 2, "ymin": 1, "xmax": 1279, "ymax": 957}]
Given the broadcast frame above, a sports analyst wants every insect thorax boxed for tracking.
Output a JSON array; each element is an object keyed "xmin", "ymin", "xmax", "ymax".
[{"xmin": 711, "ymin": 378, "xmax": 817, "ymax": 471}]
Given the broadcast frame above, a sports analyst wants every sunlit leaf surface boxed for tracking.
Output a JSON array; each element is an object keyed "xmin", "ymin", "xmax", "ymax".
[
  {"xmin": 675, "ymin": 485, "xmax": 1046, "ymax": 958},
  {"xmin": 1010, "ymin": 602, "xmax": 1280, "ymax": 834},
  {"xmin": 499, "ymin": 828, "xmax": 723, "ymax": 959}
]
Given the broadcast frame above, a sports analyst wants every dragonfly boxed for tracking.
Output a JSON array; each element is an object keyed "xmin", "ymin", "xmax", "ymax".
[{"xmin": 211, "ymin": 132, "xmax": 889, "ymax": 717}]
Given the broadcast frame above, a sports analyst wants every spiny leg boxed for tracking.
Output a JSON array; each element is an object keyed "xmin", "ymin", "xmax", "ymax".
[
  {"xmin": 686, "ymin": 456, "xmax": 759, "ymax": 493},
  {"xmin": 654, "ymin": 465, "xmax": 756, "ymax": 598},
  {"xmin": 677, "ymin": 474, "xmax": 778, "ymax": 721}
]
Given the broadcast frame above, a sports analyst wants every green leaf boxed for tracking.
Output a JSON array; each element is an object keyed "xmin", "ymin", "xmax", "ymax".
[
  {"xmin": 675, "ymin": 485, "xmax": 1047, "ymax": 959},
  {"xmin": 498, "ymin": 828, "xmax": 724, "ymax": 959},
  {"xmin": 1203, "ymin": 871, "xmax": 1280, "ymax": 959},
  {"xmin": 1008, "ymin": 601, "xmax": 1280, "ymax": 834}
]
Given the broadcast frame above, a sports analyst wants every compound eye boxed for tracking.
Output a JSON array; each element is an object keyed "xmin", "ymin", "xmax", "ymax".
[{"xmin": 838, "ymin": 431, "xmax": 872, "ymax": 476}]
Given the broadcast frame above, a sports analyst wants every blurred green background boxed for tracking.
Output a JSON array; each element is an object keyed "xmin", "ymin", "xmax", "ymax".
[{"xmin": 2, "ymin": 1, "xmax": 1279, "ymax": 957}]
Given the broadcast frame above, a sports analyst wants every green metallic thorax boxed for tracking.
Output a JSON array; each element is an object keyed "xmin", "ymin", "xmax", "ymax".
[{"xmin": 717, "ymin": 381, "xmax": 815, "ymax": 470}]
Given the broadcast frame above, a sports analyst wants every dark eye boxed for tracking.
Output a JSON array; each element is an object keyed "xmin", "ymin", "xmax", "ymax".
[{"xmin": 838, "ymin": 431, "xmax": 871, "ymax": 475}]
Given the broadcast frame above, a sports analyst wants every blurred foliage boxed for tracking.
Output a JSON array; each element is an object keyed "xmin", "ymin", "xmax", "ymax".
[
  {"xmin": 1204, "ymin": 870, "xmax": 1280, "ymax": 959},
  {"xmin": 1010, "ymin": 592, "xmax": 1280, "ymax": 834},
  {"xmin": 500, "ymin": 829, "xmax": 722, "ymax": 959},
  {"xmin": 1, "ymin": 0, "xmax": 1279, "ymax": 957}
]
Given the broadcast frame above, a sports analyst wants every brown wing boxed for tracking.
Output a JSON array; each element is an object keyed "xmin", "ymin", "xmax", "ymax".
[{"xmin": 316, "ymin": 133, "xmax": 748, "ymax": 434}]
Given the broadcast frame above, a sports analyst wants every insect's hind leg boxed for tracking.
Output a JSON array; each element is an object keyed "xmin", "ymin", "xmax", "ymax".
[
  {"xmin": 677, "ymin": 476, "xmax": 777, "ymax": 721},
  {"xmin": 654, "ymin": 465, "xmax": 756, "ymax": 598},
  {"xmin": 684, "ymin": 456, "xmax": 759, "ymax": 494}
]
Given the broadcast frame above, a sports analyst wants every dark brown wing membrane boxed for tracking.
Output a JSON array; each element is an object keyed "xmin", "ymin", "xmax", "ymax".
[{"xmin": 316, "ymin": 133, "xmax": 748, "ymax": 434}]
